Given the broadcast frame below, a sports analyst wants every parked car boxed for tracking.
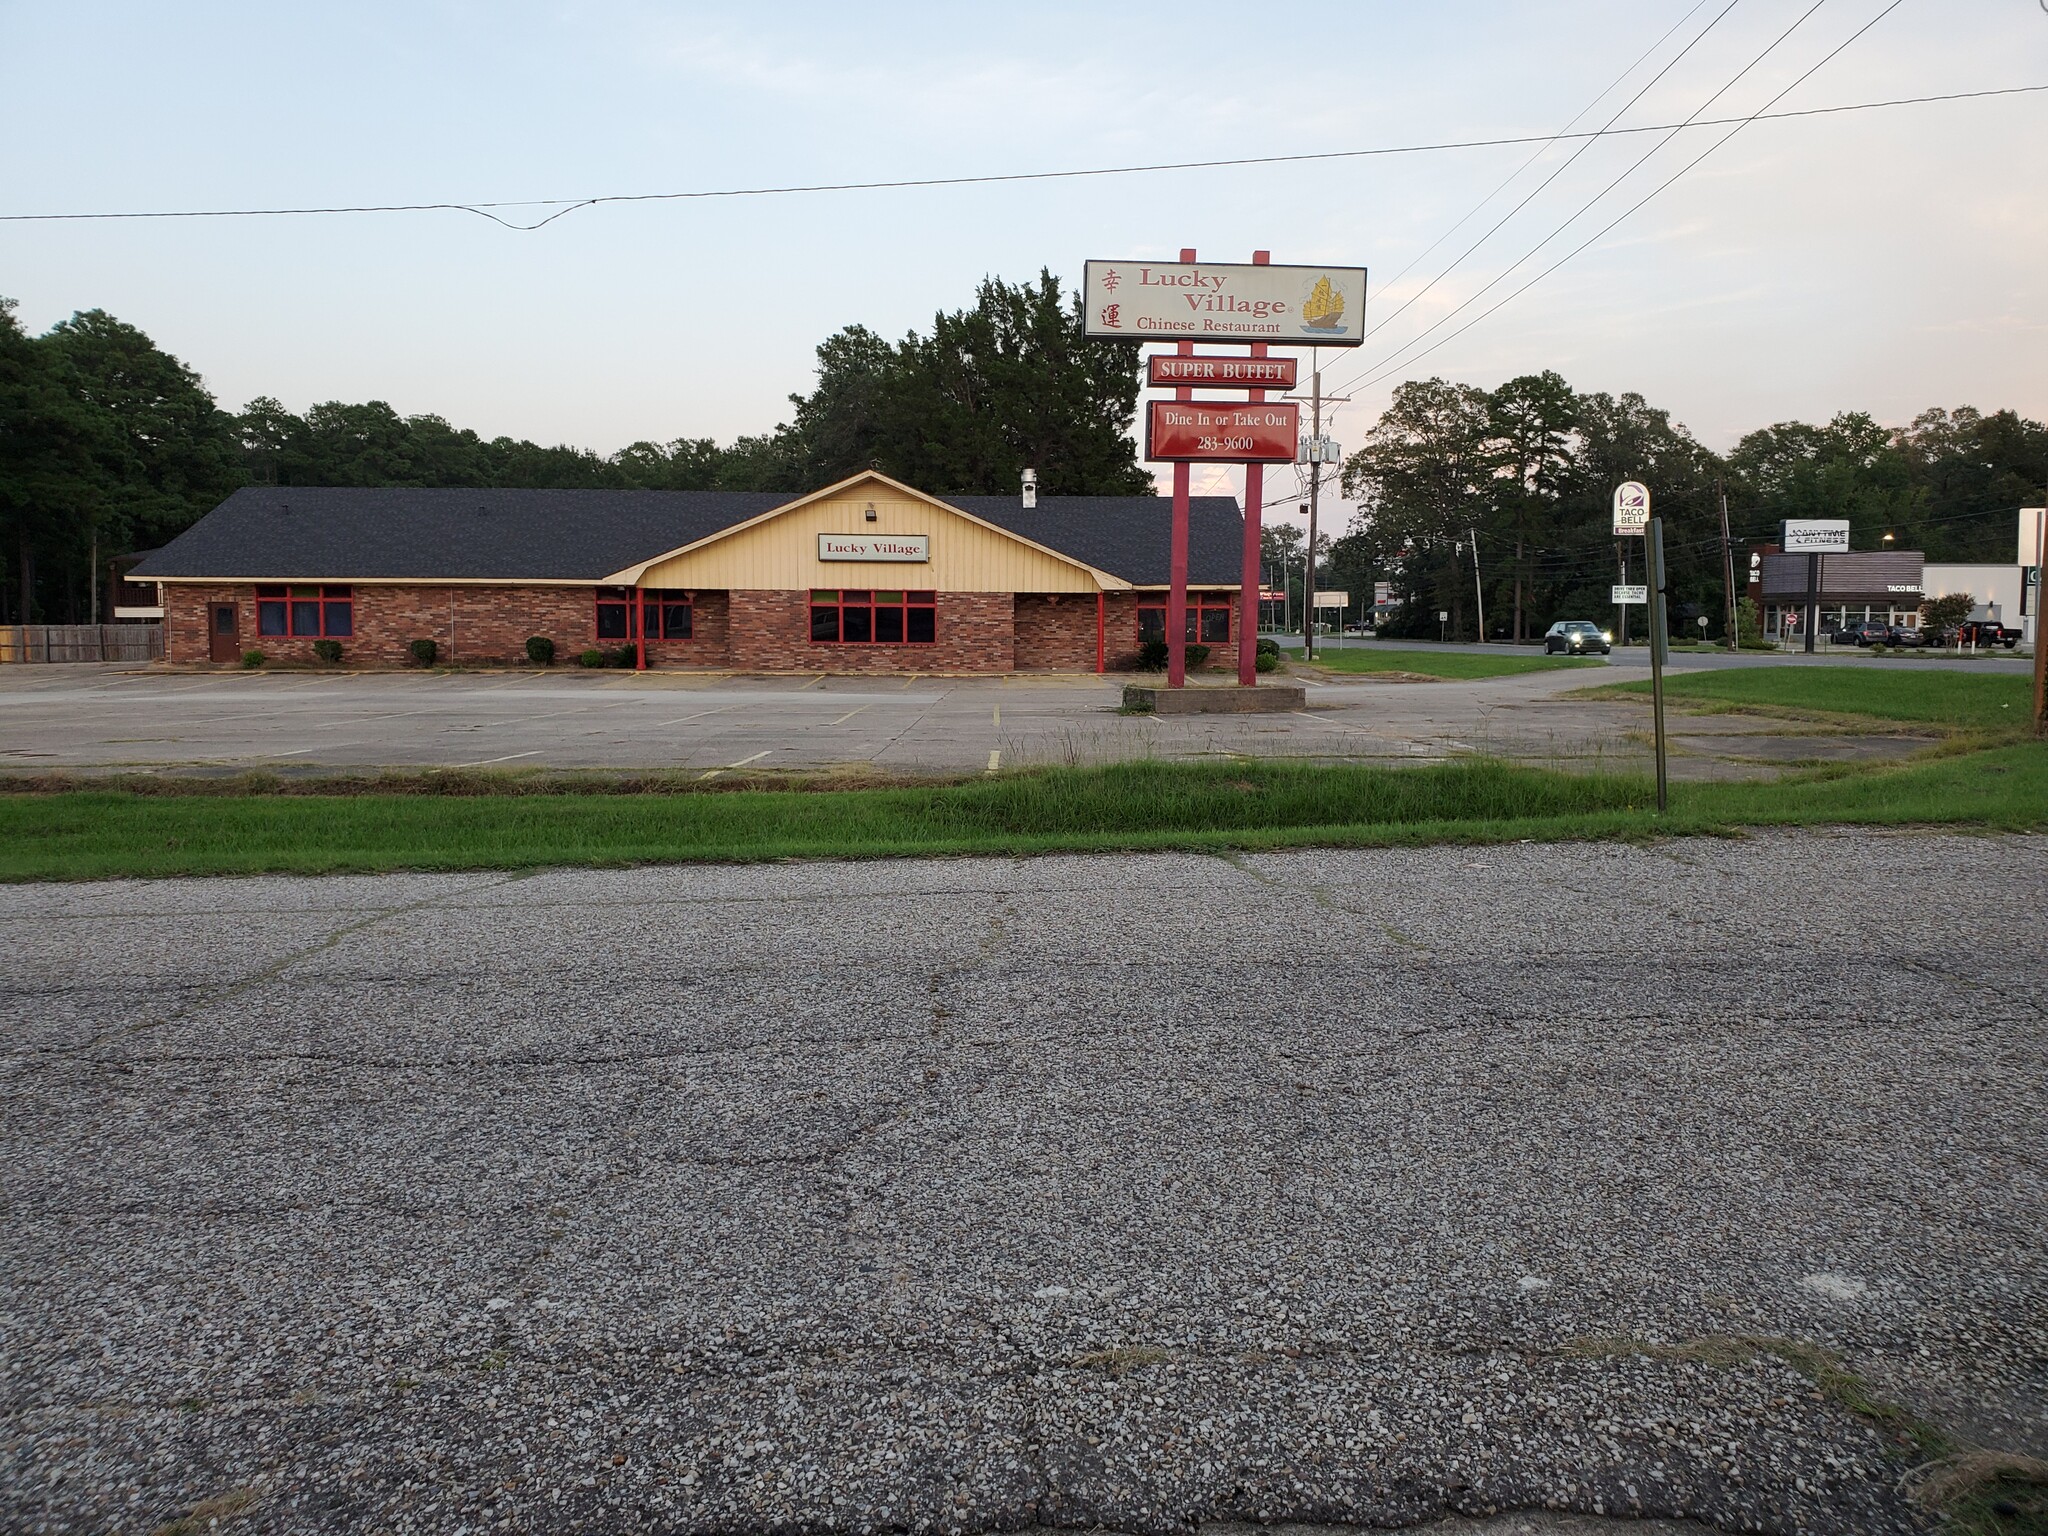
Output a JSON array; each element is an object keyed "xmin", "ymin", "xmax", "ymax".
[
  {"xmin": 1885, "ymin": 624, "xmax": 1929, "ymax": 647},
  {"xmin": 1543, "ymin": 620, "xmax": 1611, "ymax": 655},
  {"xmin": 1833, "ymin": 620, "xmax": 1891, "ymax": 647},
  {"xmin": 1955, "ymin": 620, "xmax": 2021, "ymax": 649}
]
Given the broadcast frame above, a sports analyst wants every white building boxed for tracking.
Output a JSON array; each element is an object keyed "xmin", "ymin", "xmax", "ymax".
[{"xmin": 1924, "ymin": 509, "xmax": 2043, "ymax": 642}]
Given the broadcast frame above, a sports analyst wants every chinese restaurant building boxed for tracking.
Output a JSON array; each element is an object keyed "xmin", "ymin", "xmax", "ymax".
[{"xmin": 131, "ymin": 472, "xmax": 1245, "ymax": 673}]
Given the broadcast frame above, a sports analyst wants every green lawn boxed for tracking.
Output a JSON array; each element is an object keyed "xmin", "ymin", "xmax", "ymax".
[
  {"xmin": 4, "ymin": 747, "xmax": 2042, "ymax": 882},
  {"xmin": 1595, "ymin": 666, "xmax": 2035, "ymax": 731},
  {"xmin": 1308, "ymin": 646, "xmax": 1602, "ymax": 679}
]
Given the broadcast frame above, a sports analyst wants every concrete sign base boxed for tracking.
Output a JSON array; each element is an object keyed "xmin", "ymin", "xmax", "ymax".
[{"xmin": 1123, "ymin": 682, "xmax": 1307, "ymax": 714}]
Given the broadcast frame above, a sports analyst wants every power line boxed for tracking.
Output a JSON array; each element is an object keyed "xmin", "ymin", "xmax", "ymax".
[
  {"xmin": 1364, "ymin": 0, "xmax": 1742, "ymax": 343},
  {"xmin": 1338, "ymin": 0, "xmax": 1837, "ymax": 395},
  {"xmin": 1345, "ymin": 0, "xmax": 1909, "ymax": 396},
  {"xmin": 0, "ymin": 83, "xmax": 2038, "ymax": 228}
]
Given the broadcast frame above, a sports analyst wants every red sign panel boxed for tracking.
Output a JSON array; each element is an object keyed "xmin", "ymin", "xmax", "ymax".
[
  {"xmin": 1147, "ymin": 354, "xmax": 1298, "ymax": 390},
  {"xmin": 1146, "ymin": 401, "xmax": 1299, "ymax": 463}
]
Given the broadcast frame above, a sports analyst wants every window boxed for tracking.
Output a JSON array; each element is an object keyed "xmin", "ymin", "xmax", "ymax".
[
  {"xmin": 596, "ymin": 588, "xmax": 694, "ymax": 640},
  {"xmin": 810, "ymin": 589, "xmax": 936, "ymax": 645},
  {"xmin": 257, "ymin": 584, "xmax": 351, "ymax": 638},
  {"xmin": 1137, "ymin": 597, "xmax": 1232, "ymax": 646}
]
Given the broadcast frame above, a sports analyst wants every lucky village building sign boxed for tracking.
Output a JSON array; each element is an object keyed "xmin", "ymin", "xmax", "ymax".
[
  {"xmin": 818, "ymin": 534, "xmax": 930, "ymax": 562},
  {"xmin": 1083, "ymin": 260, "xmax": 1369, "ymax": 346}
]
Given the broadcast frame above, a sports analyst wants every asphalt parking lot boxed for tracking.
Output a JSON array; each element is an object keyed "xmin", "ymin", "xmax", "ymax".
[
  {"xmin": 0, "ymin": 658, "xmax": 1955, "ymax": 779},
  {"xmin": 4, "ymin": 829, "xmax": 2043, "ymax": 1534}
]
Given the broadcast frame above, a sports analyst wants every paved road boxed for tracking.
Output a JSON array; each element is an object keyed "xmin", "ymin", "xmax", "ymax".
[
  {"xmin": 5, "ymin": 830, "xmax": 2043, "ymax": 1534},
  {"xmin": 0, "ymin": 664, "xmax": 1933, "ymax": 780}
]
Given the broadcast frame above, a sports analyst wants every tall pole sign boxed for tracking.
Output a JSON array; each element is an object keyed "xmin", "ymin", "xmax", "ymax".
[
  {"xmin": 1087, "ymin": 255, "xmax": 1366, "ymax": 689},
  {"xmin": 1613, "ymin": 482, "xmax": 1647, "ymax": 647}
]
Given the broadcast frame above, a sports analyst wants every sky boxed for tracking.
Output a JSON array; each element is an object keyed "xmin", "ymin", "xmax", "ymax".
[{"xmin": 3, "ymin": 0, "xmax": 2045, "ymax": 538}]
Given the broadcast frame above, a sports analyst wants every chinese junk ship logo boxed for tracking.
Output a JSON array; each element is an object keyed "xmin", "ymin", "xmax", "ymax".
[{"xmin": 1301, "ymin": 275, "xmax": 1347, "ymax": 336}]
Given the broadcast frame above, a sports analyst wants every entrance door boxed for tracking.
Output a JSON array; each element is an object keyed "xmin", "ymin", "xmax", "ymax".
[{"xmin": 208, "ymin": 603, "xmax": 239, "ymax": 662}]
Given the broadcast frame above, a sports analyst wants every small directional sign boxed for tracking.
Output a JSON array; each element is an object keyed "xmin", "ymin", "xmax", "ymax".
[{"xmin": 1612, "ymin": 584, "xmax": 1649, "ymax": 604}]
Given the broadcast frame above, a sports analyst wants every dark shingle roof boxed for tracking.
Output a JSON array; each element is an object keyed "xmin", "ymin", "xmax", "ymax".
[
  {"xmin": 950, "ymin": 496, "xmax": 1242, "ymax": 586},
  {"xmin": 131, "ymin": 485, "xmax": 1246, "ymax": 587},
  {"xmin": 130, "ymin": 488, "xmax": 790, "ymax": 582}
]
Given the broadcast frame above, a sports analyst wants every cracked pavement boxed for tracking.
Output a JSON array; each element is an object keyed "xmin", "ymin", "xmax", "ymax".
[{"xmin": 3, "ymin": 829, "xmax": 2045, "ymax": 1534}]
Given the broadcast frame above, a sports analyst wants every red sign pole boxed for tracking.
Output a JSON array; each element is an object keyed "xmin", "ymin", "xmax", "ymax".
[
  {"xmin": 1167, "ymin": 246, "xmax": 1195, "ymax": 689},
  {"xmin": 1239, "ymin": 249, "xmax": 1270, "ymax": 687}
]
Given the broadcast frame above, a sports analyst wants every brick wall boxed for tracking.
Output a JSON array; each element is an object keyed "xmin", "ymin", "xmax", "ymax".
[
  {"xmin": 1013, "ymin": 594, "xmax": 1102, "ymax": 671},
  {"xmin": 161, "ymin": 583, "xmax": 735, "ymax": 666},
  {"xmin": 727, "ymin": 590, "xmax": 1015, "ymax": 673}
]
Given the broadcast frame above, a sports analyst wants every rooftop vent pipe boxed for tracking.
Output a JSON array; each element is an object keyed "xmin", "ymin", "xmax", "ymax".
[{"xmin": 1021, "ymin": 468, "xmax": 1037, "ymax": 509}]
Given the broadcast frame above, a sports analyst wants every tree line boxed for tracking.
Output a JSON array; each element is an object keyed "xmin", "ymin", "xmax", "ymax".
[
  {"xmin": 0, "ymin": 272, "xmax": 1144, "ymax": 623},
  {"xmin": 4, "ymin": 279, "xmax": 2039, "ymax": 636},
  {"xmin": 1328, "ymin": 372, "xmax": 2046, "ymax": 642}
]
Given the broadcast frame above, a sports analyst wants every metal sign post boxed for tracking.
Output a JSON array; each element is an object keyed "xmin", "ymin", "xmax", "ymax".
[{"xmin": 1647, "ymin": 515, "xmax": 1671, "ymax": 814}]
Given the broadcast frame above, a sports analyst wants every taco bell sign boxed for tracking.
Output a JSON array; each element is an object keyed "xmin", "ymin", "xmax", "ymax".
[{"xmin": 1085, "ymin": 260, "xmax": 1369, "ymax": 347}]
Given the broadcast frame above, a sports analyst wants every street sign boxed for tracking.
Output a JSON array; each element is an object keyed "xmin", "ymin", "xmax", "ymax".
[
  {"xmin": 1612, "ymin": 482, "xmax": 1649, "ymax": 536},
  {"xmin": 1147, "ymin": 354, "xmax": 1298, "ymax": 389},
  {"xmin": 1145, "ymin": 400, "xmax": 1299, "ymax": 463},
  {"xmin": 1312, "ymin": 591, "xmax": 1349, "ymax": 608},
  {"xmin": 1783, "ymin": 519, "xmax": 1851, "ymax": 553},
  {"xmin": 1085, "ymin": 259, "xmax": 1370, "ymax": 346},
  {"xmin": 1612, "ymin": 584, "xmax": 1648, "ymax": 604}
]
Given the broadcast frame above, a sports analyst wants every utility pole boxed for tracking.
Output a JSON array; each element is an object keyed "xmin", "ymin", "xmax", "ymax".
[
  {"xmin": 1647, "ymin": 515, "xmax": 1671, "ymax": 812},
  {"xmin": 1468, "ymin": 525, "xmax": 1486, "ymax": 643},
  {"xmin": 1718, "ymin": 478, "xmax": 1739, "ymax": 651}
]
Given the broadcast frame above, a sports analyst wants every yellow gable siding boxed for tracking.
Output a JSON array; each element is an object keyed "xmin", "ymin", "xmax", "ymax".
[{"xmin": 637, "ymin": 495, "xmax": 1102, "ymax": 593}]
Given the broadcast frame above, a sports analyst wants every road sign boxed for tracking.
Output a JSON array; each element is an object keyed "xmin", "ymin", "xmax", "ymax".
[
  {"xmin": 1613, "ymin": 482, "xmax": 1649, "ymax": 536},
  {"xmin": 1312, "ymin": 591, "xmax": 1349, "ymax": 608},
  {"xmin": 1612, "ymin": 584, "xmax": 1648, "ymax": 604},
  {"xmin": 1145, "ymin": 400, "xmax": 1298, "ymax": 463},
  {"xmin": 1084, "ymin": 260, "xmax": 1370, "ymax": 346},
  {"xmin": 1783, "ymin": 519, "xmax": 1851, "ymax": 553}
]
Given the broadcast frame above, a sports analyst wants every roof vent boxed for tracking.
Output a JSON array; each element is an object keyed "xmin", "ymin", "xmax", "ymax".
[{"xmin": 1021, "ymin": 468, "xmax": 1037, "ymax": 509}]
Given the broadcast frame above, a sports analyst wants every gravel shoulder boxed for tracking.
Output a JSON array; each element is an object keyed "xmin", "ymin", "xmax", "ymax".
[{"xmin": 3, "ymin": 830, "xmax": 2044, "ymax": 1534}]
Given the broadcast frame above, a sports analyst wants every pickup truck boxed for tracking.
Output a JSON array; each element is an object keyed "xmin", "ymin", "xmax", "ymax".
[{"xmin": 1954, "ymin": 620, "xmax": 2021, "ymax": 649}]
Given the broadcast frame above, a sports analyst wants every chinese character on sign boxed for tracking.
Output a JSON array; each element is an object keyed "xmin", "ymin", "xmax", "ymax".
[
  {"xmin": 1100, "ymin": 268, "xmax": 1122, "ymax": 291},
  {"xmin": 1099, "ymin": 304, "xmax": 1122, "ymax": 329}
]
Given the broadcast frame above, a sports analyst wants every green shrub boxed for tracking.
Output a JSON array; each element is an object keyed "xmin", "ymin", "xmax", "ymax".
[
  {"xmin": 525, "ymin": 636, "xmax": 555, "ymax": 666},
  {"xmin": 312, "ymin": 639, "xmax": 343, "ymax": 664},
  {"xmin": 1255, "ymin": 651, "xmax": 1278, "ymax": 673},
  {"xmin": 239, "ymin": 649, "xmax": 265, "ymax": 669},
  {"xmin": 605, "ymin": 643, "xmax": 638, "ymax": 669},
  {"xmin": 1186, "ymin": 643, "xmax": 1211, "ymax": 668},
  {"xmin": 408, "ymin": 638, "xmax": 438, "ymax": 666},
  {"xmin": 1135, "ymin": 639, "xmax": 1168, "ymax": 671},
  {"xmin": 1256, "ymin": 636, "xmax": 1280, "ymax": 659},
  {"xmin": 578, "ymin": 648, "xmax": 604, "ymax": 668}
]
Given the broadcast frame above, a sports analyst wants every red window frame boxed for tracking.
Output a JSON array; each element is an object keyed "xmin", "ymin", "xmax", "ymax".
[
  {"xmin": 1137, "ymin": 597, "xmax": 1231, "ymax": 646},
  {"xmin": 810, "ymin": 589, "xmax": 936, "ymax": 645},
  {"xmin": 256, "ymin": 584, "xmax": 352, "ymax": 638},
  {"xmin": 595, "ymin": 587, "xmax": 693, "ymax": 641}
]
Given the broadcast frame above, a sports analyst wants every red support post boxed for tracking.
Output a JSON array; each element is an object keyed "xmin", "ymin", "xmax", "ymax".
[
  {"xmin": 1238, "ymin": 249, "xmax": 1271, "ymax": 687},
  {"xmin": 1167, "ymin": 247, "xmax": 1196, "ymax": 689},
  {"xmin": 636, "ymin": 588, "xmax": 647, "ymax": 671},
  {"xmin": 1095, "ymin": 589, "xmax": 1105, "ymax": 674}
]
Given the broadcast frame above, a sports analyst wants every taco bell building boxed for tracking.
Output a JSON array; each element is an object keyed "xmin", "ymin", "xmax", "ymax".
[{"xmin": 131, "ymin": 471, "xmax": 1247, "ymax": 673}]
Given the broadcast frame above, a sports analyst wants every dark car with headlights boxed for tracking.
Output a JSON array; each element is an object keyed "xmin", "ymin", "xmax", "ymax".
[{"xmin": 1542, "ymin": 620, "xmax": 1611, "ymax": 655}]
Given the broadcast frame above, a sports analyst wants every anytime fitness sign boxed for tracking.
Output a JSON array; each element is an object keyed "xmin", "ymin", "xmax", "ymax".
[{"xmin": 1085, "ymin": 260, "xmax": 1369, "ymax": 346}]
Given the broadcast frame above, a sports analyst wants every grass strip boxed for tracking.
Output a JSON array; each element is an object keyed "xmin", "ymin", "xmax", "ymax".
[
  {"xmin": 1308, "ymin": 647, "xmax": 1602, "ymax": 679},
  {"xmin": 1, "ymin": 747, "xmax": 2042, "ymax": 882},
  {"xmin": 1591, "ymin": 665, "xmax": 2035, "ymax": 730}
]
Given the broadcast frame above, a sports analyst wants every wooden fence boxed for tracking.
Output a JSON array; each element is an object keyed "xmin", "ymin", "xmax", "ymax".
[{"xmin": 0, "ymin": 624, "xmax": 164, "ymax": 663}]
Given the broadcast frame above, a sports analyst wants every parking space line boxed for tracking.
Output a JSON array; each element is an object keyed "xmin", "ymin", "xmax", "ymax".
[
  {"xmin": 828, "ymin": 705, "xmax": 870, "ymax": 725},
  {"xmin": 699, "ymin": 749, "xmax": 771, "ymax": 781},
  {"xmin": 986, "ymin": 750, "xmax": 1000, "ymax": 773},
  {"xmin": 457, "ymin": 750, "xmax": 544, "ymax": 767}
]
